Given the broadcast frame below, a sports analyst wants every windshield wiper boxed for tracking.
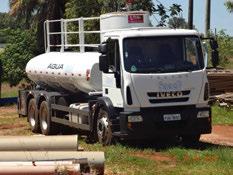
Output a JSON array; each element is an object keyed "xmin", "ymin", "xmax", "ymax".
[{"xmin": 175, "ymin": 64, "xmax": 194, "ymax": 72}]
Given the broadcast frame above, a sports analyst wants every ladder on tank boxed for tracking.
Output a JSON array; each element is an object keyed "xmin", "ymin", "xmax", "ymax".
[{"xmin": 44, "ymin": 17, "xmax": 101, "ymax": 53}]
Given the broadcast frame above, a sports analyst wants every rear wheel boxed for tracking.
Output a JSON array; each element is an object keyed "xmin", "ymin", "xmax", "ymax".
[
  {"xmin": 39, "ymin": 101, "xmax": 53, "ymax": 135},
  {"xmin": 28, "ymin": 99, "xmax": 40, "ymax": 133},
  {"xmin": 96, "ymin": 108, "xmax": 113, "ymax": 146}
]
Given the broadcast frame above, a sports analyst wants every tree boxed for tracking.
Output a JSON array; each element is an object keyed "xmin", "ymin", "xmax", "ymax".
[
  {"xmin": 0, "ymin": 29, "xmax": 37, "ymax": 86},
  {"xmin": 168, "ymin": 17, "xmax": 189, "ymax": 29},
  {"xmin": 65, "ymin": 0, "xmax": 182, "ymax": 26},
  {"xmin": 208, "ymin": 30, "xmax": 233, "ymax": 67},
  {"xmin": 0, "ymin": 13, "xmax": 21, "ymax": 44},
  {"xmin": 216, "ymin": 30, "xmax": 233, "ymax": 67},
  {"xmin": 0, "ymin": 12, "xmax": 20, "ymax": 29},
  {"xmin": 225, "ymin": 0, "xmax": 233, "ymax": 12},
  {"xmin": 153, "ymin": 3, "xmax": 183, "ymax": 26},
  {"xmin": 10, "ymin": 0, "xmax": 67, "ymax": 53}
]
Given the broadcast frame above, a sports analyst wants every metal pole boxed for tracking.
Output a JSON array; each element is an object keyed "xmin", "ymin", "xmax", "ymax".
[
  {"xmin": 79, "ymin": 17, "xmax": 85, "ymax": 53},
  {"xmin": 205, "ymin": 0, "xmax": 211, "ymax": 36},
  {"xmin": 64, "ymin": 20, "xmax": 68, "ymax": 49},
  {"xmin": 60, "ymin": 19, "xmax": 64, "ymax": 52},
  {"xmin": 188, "ymin": 0, "xmax": 194, "ymax": 29},
  {"xmin": 46, "ymin": 20, "xmax": 51, "ymax": 52}
]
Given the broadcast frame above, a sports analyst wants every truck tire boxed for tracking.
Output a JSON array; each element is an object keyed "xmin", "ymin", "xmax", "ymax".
[
  {"xmin": 182, "ymin": 134, "xmax": 200, "ymax": 146},
  {"xmin": 28, "ymin": 99, "xmax": 40, "ymax": 133},
  {"xmin": 39, "ymin": 101, "xmax": 53, "ymax": 135},
  {"xmin": 96, "ymin": 107, "xmax": 113, "ymax": 146}
]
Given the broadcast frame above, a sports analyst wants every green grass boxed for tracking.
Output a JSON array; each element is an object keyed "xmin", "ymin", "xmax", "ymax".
[
  {"xmin": 212, "ymin": 105, "xmax": 233, "ymax": 125},
  {"xmin": 165, "ymin": 147, "xmax": 233, "ymax": 175},
  {"xmin": 0, "ymin": 82, "xmax": 18, "ymax": 98},
  {"xmin": 79, "ymin": 141, "xmax": 233, "ymax": 175}
]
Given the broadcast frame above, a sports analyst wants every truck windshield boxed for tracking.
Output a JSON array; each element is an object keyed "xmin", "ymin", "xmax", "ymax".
[{"xmin": 123, "ymin": 36, "xmax": 204, "ymax": 73}]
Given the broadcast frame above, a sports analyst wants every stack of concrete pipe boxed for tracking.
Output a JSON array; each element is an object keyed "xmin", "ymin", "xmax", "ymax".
[{"xmin": 0, "ymin": 135, "xmax": 105, "ymax": 175}]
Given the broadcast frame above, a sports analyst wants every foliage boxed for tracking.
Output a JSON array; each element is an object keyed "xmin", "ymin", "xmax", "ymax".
[
  {"xmin": 0, "ymin": 29, "xmax": 37, "ymax": 86},
  {"xmin": 154, "ymin": 3, "xmax": 183, "ymax": 27},
  {"xmin": 225, "ymin": 0, "xmax": 233, "ymax": 13},
  {"xmin": 0, "ymin": 13, "xmax": 21, "ymax": 44},
  {"xmin": 216, "ymin": 30, "xmax": 233, "ymax": 67},
  {"xmin": 0, "ymin": 12, "xmax": 20, "ymax": 30},
  {"xmin": 168, "ymin": 17, "xmax": 189, "ymax": 29},
  {"xmin": 10, "ymin": 0, "xmax": 66, "ymax": 26},
  {"xmin": 9, "ymin": 0, "xmax": 67, "ymax": 53},
  {"xmin": 65, "ymin": 0, "xmax": 156, "ymax": 17}
]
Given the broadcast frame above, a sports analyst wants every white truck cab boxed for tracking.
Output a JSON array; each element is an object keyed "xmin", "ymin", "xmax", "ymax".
[{"xmin": 98, "ymin": 28, "xmax": 211, "ymax": 142}]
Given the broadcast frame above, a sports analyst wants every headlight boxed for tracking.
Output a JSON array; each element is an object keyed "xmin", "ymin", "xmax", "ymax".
[
  {"xmin": 197, "ymin": 111, "xmax": 209, "ymax": 118},
  {"xmin": 128, "ymin": 115, "xmax": 143, "ymax": 122}
]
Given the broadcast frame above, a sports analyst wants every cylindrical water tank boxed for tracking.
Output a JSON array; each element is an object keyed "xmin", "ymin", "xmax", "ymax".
[
  {"xmin": 26, "ymin": 52, "xmax": 102, "ymax": 94},
  {"xmin": 100, "ymin": 11, "xmax": 150, "ymax": 41}
]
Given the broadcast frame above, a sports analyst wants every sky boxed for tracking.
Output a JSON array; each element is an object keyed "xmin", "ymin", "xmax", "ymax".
[
  {"xmin": 0, "ymin": 0, "xmax": 232, "ymax": 36},
  {"xmin": 152, "ymin": 0, "xmax": 233, "ymax": 36}
]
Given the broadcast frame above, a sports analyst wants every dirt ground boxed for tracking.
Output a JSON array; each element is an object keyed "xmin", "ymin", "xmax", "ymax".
[
  {"xmin": 0, "ymin": 105, "xmax": 233, "ymax": 147},
  {"xmin": 0, "ymin": 106, "xmax": 31, "ymax": 136},
  {"xmin": 201, "ymin": 125, "xmax": 233, "ymax": 147}
]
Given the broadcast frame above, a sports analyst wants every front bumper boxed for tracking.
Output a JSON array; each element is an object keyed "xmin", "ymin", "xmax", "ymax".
[{"xmin": 112, "ymin": 105, "xmax": 211, "ymax": 139}]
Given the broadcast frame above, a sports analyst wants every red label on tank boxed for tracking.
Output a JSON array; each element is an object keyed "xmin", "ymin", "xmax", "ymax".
[
  {"xmin": 128, "ymin": 14, "xmax": 144, "ymax": 23},
  {"xmin": 127, "ymin": 0, "xmax": 134, "ymax": 3}
]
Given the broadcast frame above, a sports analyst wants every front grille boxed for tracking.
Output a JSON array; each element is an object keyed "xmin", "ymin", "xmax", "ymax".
[
  {"xmin": 147, "ymin": 90, "xmax": 190, "ymax": 104},
  {"xmin": 149, "ymin": 97, "xmax": 189, "ymax": 103}
]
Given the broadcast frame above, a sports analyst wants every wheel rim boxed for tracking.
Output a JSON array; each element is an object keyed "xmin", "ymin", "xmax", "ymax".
[
  {"xmin": 97, "ymin": 109, "xmax": 112, "ymax": 144},
  {"xmin": 97, "ymin": 117, "xmax": 109, "ymax": 141},
  {"xmin": 29, "ymin": 106, "xmax": 36, "ymax": 127},
  {"xmin": 41, "ymin": 106, "xmax": 48, "ymax": 130},
  {"xmin": 30, "ymin": 118, "xmax": 36, "ymax": 127}
]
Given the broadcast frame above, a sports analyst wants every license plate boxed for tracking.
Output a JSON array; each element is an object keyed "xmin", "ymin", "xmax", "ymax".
[{"xmin": 163, "ymin": 114, "xmax": 181, "ymax": 121}]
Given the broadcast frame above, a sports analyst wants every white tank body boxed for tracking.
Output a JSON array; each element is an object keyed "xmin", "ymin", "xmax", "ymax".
[{"xmin": 26, "ymin": 52, "xmax": 102, "ymax": 93}]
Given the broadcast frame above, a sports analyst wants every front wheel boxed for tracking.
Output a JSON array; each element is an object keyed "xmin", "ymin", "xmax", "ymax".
[{"xmin": 96, "ymin": 108, "xmax": 113, "ymax": 146}]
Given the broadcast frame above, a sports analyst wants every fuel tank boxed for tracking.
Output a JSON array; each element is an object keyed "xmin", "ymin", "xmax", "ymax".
[{"xmin": 26, "ymin": 52, "xmax": 102, "ymax": 93}]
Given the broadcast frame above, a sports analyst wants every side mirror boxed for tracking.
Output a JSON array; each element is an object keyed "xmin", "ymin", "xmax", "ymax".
[
  {"xmin": 202, "ymin": 42, "xmax": 208, "ymax": 68},
  {"xmin": 99, "ymin": 55, "xmax": 109, "ymax": 73},
  {"xmin": 210, "ymin": 39, "xmax": 218, "ymax": 50},
  {"xmin": 211, "ymin": 50, "xmax": 219, "ymax": 68},
  {"xmin": 98, "ymin": 43, "xmax": 107, "ymax": 54}
]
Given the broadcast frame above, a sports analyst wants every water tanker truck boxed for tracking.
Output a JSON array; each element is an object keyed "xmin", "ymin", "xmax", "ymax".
[{"xmin": 18, "ymin": 11, "xmax": 218, "ymax": 145}]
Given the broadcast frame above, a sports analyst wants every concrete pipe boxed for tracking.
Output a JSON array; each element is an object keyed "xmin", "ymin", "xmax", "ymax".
[
  {"xmin": 0, "ymin": 165, "xmax": 81, "ymax": 175},
  {"xmin": 0, "ymin": 151, "xmax": 105, "ymax": 175},
  {"xmin": 0, "ymin": 160, "xmax": 79, "ymax": 166},
  {"xmin": 0, "ymin": 135, "xmax": 78, "ymax": 151}
]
